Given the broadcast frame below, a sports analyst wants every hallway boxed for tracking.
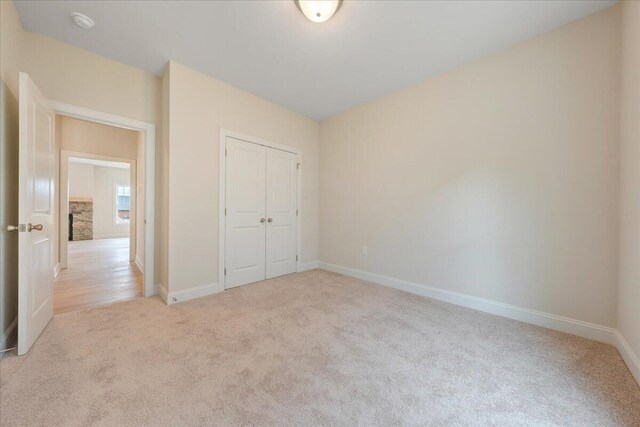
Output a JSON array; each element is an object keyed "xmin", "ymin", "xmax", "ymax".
[{"xmin": 54, "ymin": 238, "xmax": 143, "ymax": 315}]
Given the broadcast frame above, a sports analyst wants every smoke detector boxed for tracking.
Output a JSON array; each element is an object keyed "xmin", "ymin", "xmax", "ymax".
[{"xmin": 71, "ymin": 12, "xmax": 95, "ymax": 29}]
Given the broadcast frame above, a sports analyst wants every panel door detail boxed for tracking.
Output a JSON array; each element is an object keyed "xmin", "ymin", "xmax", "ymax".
[
  {"xmin": 266, "ymin": 148, "xmax": 298, "ymax": 279},
  {"xmin": 18, "ymin": 73, "xmax": 56, "ymax": 355},
  {"xmin": 225, "ymin": 137, "xmax": 267, "ymax": 288}
]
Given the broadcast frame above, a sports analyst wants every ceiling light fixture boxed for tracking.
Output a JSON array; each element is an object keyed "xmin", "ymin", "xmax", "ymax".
[
  {"xmin": 295, "ymin": 0, "xmax": 342, "ymax": 23},
  {"xmin": 71, "ymin": 12, "xmax": 95, "ymax": 29}
]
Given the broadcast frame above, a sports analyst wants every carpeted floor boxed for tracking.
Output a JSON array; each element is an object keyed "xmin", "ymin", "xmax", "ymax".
[{"xmin": 1, "ymin": 269, "xmax": 639, "ymax": 426}]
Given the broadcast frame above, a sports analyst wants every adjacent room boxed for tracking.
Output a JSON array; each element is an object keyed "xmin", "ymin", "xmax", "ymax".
[
  {"xmin": 54, "ymin": 116, "xmax": 145, "ymax": 314},
  {"xmin": 56, "ymin": 156, "xmax": 140, "ymax": 314},
  {"xmin": 0, "ymin": 0, "xmax": 639, "ymax": 425}
]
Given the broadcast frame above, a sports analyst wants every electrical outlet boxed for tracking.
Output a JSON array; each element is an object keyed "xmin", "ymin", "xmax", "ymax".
[{"xmin": 362, "ymin": 246, "xmax": 368, "ymax": 256}]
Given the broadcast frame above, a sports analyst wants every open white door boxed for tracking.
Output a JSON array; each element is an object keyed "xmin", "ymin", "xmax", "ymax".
[{"xmin": 17, "ymin": 73, "xmax": 56, "ymax": 355}]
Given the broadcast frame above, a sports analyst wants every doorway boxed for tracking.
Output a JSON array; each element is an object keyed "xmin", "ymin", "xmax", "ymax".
[
  {"xmin": 219, "ymin": 130, "xmax": 302, "ymax": 289},
  {"xmin": 51, "ymin": 102, "xmax": 156, "ymax": 300},
  {"xmin": 56, "ymin": 152, "xmax": 141, "ymax": 314}
]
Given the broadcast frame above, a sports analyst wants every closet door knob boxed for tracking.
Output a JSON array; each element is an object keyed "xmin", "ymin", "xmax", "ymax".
[
  {"xmin": 267, "ymin": 218, "xmax": 273, "ymax": 223},
  {"xmin": 260, "ymin": 218, "xmax": 266, "ymax": 223}
]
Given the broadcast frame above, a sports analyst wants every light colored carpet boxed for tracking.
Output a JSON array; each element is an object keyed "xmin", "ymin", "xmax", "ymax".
[{"xmin": 1, "ymin": 269, "xmax": 639, "ymax": 426}]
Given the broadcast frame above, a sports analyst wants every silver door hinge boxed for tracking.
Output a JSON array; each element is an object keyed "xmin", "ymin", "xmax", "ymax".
[
  {"xmin": 224, "ymin": 268, "xmax": 226, "ymax": 276},
  {"xmin": 296, "ymin": 255, "xmax": 298, "ymax": 261},
  {"xmin": 296, "ymin": 209, "xmax": 298, "ymax": 216},
  {"xmin": 225, "ymin": 208, "xmax": 227, "ymax": 216},
  {"xmin": 297, "ymin": 163, "xmax": 300, "ymax": 170},
  {"xmin": 225, "ymin": 148, "xmax": 228, "ymax": 156}
]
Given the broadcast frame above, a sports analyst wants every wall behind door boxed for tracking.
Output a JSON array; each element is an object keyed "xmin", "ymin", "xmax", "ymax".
[{"xmin": 0, "ymin": 0, "xmax": 22, "ymax": 347}]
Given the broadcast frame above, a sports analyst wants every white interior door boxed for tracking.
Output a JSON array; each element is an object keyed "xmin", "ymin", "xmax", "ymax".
[
  {"xmin": 266, "ymin": 148, "xmax": 298, "ymax": 279},
  {"xmin": 225, "ymin": 137, "xmax": 267, "ymax": 288},
  {"xmin": 17, "ymin": 73, "xmax": 55, "ymax": 355}
]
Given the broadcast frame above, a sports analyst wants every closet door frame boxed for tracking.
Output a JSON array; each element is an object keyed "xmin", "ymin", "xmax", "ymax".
[{"xmin": 218, "ymin": 129, "xmax": 302, "ymax": 290}]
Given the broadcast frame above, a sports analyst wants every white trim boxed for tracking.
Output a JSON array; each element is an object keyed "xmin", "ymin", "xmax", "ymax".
[
  {"xmin": 218, "ymin": 129, "xmax": 302, "ymax": 291},
  {"xmin": 318, "ymin": 262, "xmax": 617, "ymax": 345},
  {"xmin": 54, "ymin": 262, "xmax": 61, "ymax": 278},
  {"xmin": 1, "ymin": 317, "xmax": 18, "ymax": 351},
  {"xmin": 300, "ymin": 261, "xmax": 319, "ymax": 272},
  {"xmin": 135, "ymin": 254, "xmax": 144, "ymax": 273},
  {"xmin": 52, "ymin": 101, "xmax": 155, "ymax": 298},
  {"xmin": 615, "ymin": 331, "xmax": 640, "ymax": 384},
  {"xmin": 93, "ymin": 233, "xmax": 131, "ymax": 240},
  {"xmin": 221, "ymin": 129, "xmax": 301, "ymax": 155},
  {"xmin": 166, "ymin": 283, "xmax": 221, "ymax": 305}
]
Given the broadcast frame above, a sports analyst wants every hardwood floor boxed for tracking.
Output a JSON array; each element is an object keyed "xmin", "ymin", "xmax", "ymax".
[{"xmin": 54, "ymin": 238, "xmax": 143, "ymax": 315}]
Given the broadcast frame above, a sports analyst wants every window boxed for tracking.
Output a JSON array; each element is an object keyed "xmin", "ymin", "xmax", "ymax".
[{"xmin": 115, "ymin": 184, "xmax": 131, "ymax": 224}]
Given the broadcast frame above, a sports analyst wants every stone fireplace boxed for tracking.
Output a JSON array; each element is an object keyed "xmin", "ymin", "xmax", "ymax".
[{"xmin": 69, "ymin": 200, "xmax": 93, "ymax": 241}]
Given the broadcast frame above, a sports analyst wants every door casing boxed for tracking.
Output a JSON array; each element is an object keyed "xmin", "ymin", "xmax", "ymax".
[
  {"xmin": 218, "ymin": 129, "xmax": 302, "ymax": 290},
  {"xmin": 51, "ymin": 101, "xmax": 156, "ymax": 298}
]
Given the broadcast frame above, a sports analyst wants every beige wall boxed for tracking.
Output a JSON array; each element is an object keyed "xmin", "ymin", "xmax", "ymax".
[
  {"xmin": 0, "ymin": 0, "xmax": 22, "ymax": 345},
  {"xmin": 58, "ymin": 116, "xmax": 140, "ymax": 159},
  {"xmin": 164, "ymin": 61, "xmax": 320, "ymax": 293},
  {"xmin": 68, "ymin": 162, "xmax": 95, "ymax": 200},
  {"xmin": 93, "ymin": 166, "xmax": 131, "ymax": 239},
  {"xmin": 0, "ymin": 0, "xmax": 21, "ymax": 92},
  {"xmin": 618, "ymin": 0, "xmax": 640, "ymax": 361},
  {"xmin": 319, "ymin": 7, "xmax": 621, "ymax": 327}
]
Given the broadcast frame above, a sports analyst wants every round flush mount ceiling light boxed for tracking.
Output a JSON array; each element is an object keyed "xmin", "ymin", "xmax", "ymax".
[
  {"xmin": 71, "ymin": 12, "xmax": 95, "ymax": 29},
  {"xmin": 295, "ymin": 0, "xmax": 342, "ymax": 23}
]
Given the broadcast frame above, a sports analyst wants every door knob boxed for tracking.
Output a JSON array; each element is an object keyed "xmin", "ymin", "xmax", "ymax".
[
  {"xmin": 267, "ymin": 218, "xmax": 273, "ymax": 223},
  {"xmin": 28, "ymin": 223, "xmax": 43, "ymax": 232},
  {"xmin": 7, "ymin": 225, "xmax": 20, "ymax": 232},
  {"xmin": 260, "ymin": 218, "xmax": 266, "ymax": 223}
]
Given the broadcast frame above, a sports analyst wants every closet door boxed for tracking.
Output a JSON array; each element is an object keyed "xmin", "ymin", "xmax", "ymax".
[
  {"xmin": 266, "ymin": 148, "xmax": 298, "ymax": 279},
  {"xmin": 225, "ymin": 137, "xmax": 267, "ymax": 288}
]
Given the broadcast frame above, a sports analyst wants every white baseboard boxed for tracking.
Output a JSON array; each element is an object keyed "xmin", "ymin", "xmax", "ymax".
[
  {"xmin": 165, "ymin": 283, "xmax": 222, "ymax": 305},
  {"xmin": 318, "ymin": 262, "xmax": 617, "ymax": 345},
  {"xmin": 135, "ymin": 255, "xmax": 144, "ymax": 273},
  {"xmin": 54, "ymin": 262, "xmax": 61, "ymax": 278},
  {"xmin": 299, "ymin": 261, "xmax": 319, "ymax": 272},
  {"xmin": 94, "ymin": 233, "xmax": 130, "ymax": 240},
  {"xmin": 1, "ymin": 317, "xmax": 18, "ymax": 351},
  {"xmin": 615, "ymin": 331, "xmax": 640, "ymax": 384}
]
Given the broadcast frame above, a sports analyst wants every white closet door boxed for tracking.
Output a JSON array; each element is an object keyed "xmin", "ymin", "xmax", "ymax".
[
  {"xmin": 266, "ymin": 148, "xmax": 298, "ymax": 279},
  {"xmin": 225, "ymin": 137, "xmax": 267, "ymax": 288}
]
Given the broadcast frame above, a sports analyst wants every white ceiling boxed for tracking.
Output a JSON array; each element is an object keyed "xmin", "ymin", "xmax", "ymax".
[
  {"xmin": 15, "ymin": 0, "xmax": 617, "ymax": 120},
  {"xmin": 69, "ymin": 157, "xmax": 130, "ymax": 169}
]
